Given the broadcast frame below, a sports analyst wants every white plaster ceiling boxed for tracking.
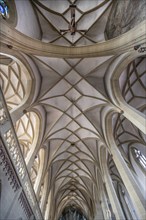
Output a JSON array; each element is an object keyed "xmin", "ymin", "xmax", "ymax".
[
  {"xmin": 1, "ymin": 0, "xmax": 145, "ymax": 219},
  {"xmin": 30, "ymin": 54, "xmax": 114, "ymax": 217},
  {"xmin": 0, "ymin": 1, "xmax": 116, "ymax": 217},
  {"xmin": 31, "ymin": 0, "xmax": 113, "ymax": 46}
]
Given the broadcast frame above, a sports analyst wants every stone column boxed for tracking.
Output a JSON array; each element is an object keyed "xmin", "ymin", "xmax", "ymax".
[
  {"xmin": 110, "ymin": 143, "xmax": 145, "ymax": 219},
  {"xmin": 34, "ymin": 149, "xmax": 45, "ymax": 197},
  {"xmin": 94, "ymin": 201, "xmax": 104, "ymax": 220},
  {"xmin": 40, "ymin": 172, "xmax": 49, "ymax": 216},
  {"xmin": 104, "ymin": 172, "xmax": 125, "ymax": 220},
  {"xmin": 105, "ymin": 113, "xmax": 146, "ymax": 219},
  {"xmin": 45, "ymin": 191, "xmax": 52, "ymax": 220},
  {"xmin": 100, "ymin": 145, "xmax": 125, "ymax": 220},
  {"xmin": 114, "ymin": 83, "xmax": 146, "ymax": 134},
  {"xmin": 100, "ymin": 190, "xmax": 112, "ymax": 220},
  {"xmin": 118, "ymin": 184, "xmax": 134, "ymax": 220},
  {"xmin": 105, "ymin": 53, "xmax": 146, "ymax": 134}
]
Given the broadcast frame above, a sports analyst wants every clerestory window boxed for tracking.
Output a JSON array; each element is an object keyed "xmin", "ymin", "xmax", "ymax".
[
  {"xmin": 133, "ymin": 148, "xmax": 146, "ymax": 169},
  {"xmin": 0, "ymin": 0, "xmax": 9, "ymax": 19}
]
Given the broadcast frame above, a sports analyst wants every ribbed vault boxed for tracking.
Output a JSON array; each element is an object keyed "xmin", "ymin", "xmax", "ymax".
[
  {"xmin": 0, "ymin": 1, "xmax": 146, "ymax": 220},
  {"xmin": 31, "ymin": 0, "xmax": 112, "ymax": 46},
  {"xmin": 0, "ymin": 56, "xmax": 28, "ymax": 110},
  {"xmin": 31, "ymin": 55, "xmax": 114, "ymax": 219}
]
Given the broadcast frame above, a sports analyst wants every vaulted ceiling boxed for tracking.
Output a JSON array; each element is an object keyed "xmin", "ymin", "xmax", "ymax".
[
  {"xmin": 31, "ymin": 0, "xmax": 112, "ymax": 46},
  {"xmin": 0, "ymin": 0, "xmax": 146, "ymax": 219}
]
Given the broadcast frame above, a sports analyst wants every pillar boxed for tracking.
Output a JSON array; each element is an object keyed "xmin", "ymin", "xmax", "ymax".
[
  {"xmin": 40, "ymin": 172, "xmax": 49, "ymax": 216},
  {"xmin": 106, "ymin": 113, "xmax": 146, "ymax": 219}
]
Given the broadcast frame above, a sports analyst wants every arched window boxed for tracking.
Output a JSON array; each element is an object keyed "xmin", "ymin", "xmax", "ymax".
[
  {"xmin": 15, "ymin": 111, "xmax": 45, "ymax": 193},
  {"xmin": 0, "ymin": 0, "xmax": 9, "ymax": 19},
  {"xmin": 15, "ymin": 111, "xmax": 40, "ymax": 160},
  {"xmin": 133, "ymin": 148, "xmax": 146, "ymax": 170},
  {"xmin": 119, "ymin": 57, "xmax": 146, "ymax": 114},
  {"xmin": 59, "ymin": 207, "xmax": 87, "ymax": 220},
  {"xmin": 0, "ymin": 56, "xmax": 30, "ymax": 111},
  {"xmin": 117, "ymin": 183, "xmax": 137, "ymax": 220},
  {"xmin": 108, "ymin": 155, "xmax": 137, "ymax": 220}
]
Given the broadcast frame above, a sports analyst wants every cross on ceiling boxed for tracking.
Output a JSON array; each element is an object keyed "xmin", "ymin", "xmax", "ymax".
[{"xmin": 60, "ymin": 5, "xmax": 87, "ymax": 36}]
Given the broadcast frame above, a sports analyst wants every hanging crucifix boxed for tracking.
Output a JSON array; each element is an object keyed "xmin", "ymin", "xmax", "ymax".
[{"xmin": 60, "ymin": 5, "xmax": 87, "ymax": 36}]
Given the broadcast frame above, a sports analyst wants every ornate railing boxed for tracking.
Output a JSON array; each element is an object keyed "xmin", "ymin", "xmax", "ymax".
[{"xmin": 0, "ymin": 87, "xmax": 43, "ymax": 220}]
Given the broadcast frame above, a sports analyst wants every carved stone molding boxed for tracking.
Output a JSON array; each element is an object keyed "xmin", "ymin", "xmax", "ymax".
[
  {"xmin": 18, "ymin": 192, "xmax": 33, "ymax": 219},
  {"xmin": 0, "ymin": 89, "xmax": 43, "ymax": 219},
  {"xmin": 0, "ymin": 20, "xmax": 146, "ymax": 58},
  {"xmin": 4, "ymin": 129, "xmax": 26, "ymax": 180},
  {"xmin": 0, "ymin": 103, "xmax": 8, "ymax": 125},
  {"xmin": 0, "ymin": 140, "xmax": 19, "ymax": 192}
]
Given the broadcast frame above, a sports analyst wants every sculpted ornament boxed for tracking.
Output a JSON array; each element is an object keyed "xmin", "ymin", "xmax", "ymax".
[{"xmin": 0, "ymin": 103, "xmax": 8, "ymax": 125}]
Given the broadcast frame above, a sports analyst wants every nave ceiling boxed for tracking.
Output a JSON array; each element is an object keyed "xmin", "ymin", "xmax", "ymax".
[{"xmin": 0, "ymin": 0, "xmax": 146, "ymax": 219}]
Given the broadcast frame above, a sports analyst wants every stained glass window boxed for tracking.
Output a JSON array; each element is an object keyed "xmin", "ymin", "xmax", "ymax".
[
  {"xmin": 133, "ymin": 148, "xmax": 146, "ymax": 169},
  {"xmin": 0, "ymin": 0, "xmax": 9, "ymax": 19},
  {"xmin": 59, "ymin": 207, "xmax": 87, "ymax": 220}
]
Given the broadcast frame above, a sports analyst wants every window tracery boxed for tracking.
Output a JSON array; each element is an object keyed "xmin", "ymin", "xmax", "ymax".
[
  {"xmin": 59, "ymin": 207, "xmax": 87, "ymax": 220},
  {"xmin": 0, "ymin": 0, "xmax": 9, "ymax": 19},
  {"xmin": 14, "ymin": 111, "xmax": 40, "ymax": 160},
  {"xmin": 0, "ymin": 58, "xmax": 28, "ymax": 111},
  {"xmin": 108, "ymin": 155, "xmax": 136, "ymax": 220},
  {"xmin": 114, "ymin": 113, "xmax": 145, "ymax": 164},
  {"xmin": 14, "ymin": 111, "xmax": 45, "ymax": 193},
  {"xmin": 119, "ymin": 57, "xmax": 146, "ymax": 114},
  {"xmin": 0, "ymin": 1, "xmax": 145, "ymax": 219},
  {"xmin": 133, "ymin": 148, "xmax": 146, "ymax": 170}
]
